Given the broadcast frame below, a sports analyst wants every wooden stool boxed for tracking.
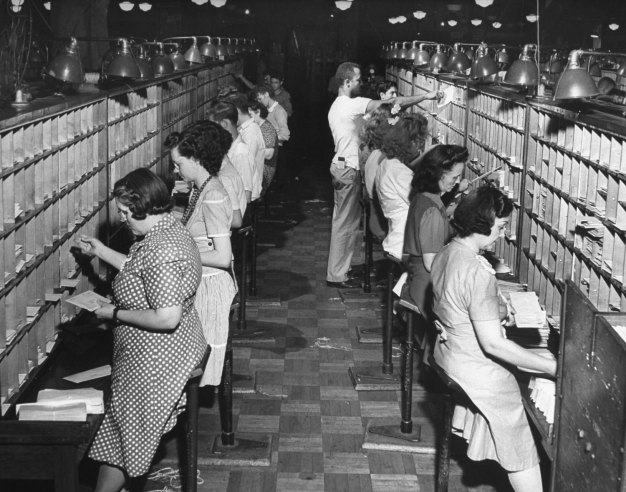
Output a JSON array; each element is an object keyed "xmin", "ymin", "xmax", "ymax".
[
  {"xmin": 183, "ymin": 346, "xmax": 211, "ymax": 492},
  {"xmin": 368, "ymin": 296, "xmax": 422, "ymax": 442},
  {"xmin": 382, "ymin": 252, "xmax": 404, "ymax": 374},
  {"xmin": 427, "ymin": 353, "xmax": 476, "ymax": 492}
]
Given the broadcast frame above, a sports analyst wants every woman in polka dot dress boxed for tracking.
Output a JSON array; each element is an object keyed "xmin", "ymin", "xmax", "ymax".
[
  {"xmin": 75, "ymin": 168, "xmax": 205, "ymax": 492},
  {"xmin": 165, "ymin": 121, "xmax": 237, "ymax": 387}
]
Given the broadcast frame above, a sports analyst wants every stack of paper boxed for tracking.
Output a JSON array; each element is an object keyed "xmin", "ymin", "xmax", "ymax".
[
  {"xmin": 16, "ymin": 387, "xmax": 104, "ymax": 421},
  {"xmin": 17, "ymin": 401, "xmax": 87, "ymax": 421},
  {"xmin": 37, "ymin": 388, "xmax": 104, "ymax": 413},
  {"xmin": 508, "ymin": 291, "xmax": 547, "ymax": 328},
  {"xmin": 528, "ymin": 376, "xmax": 556, "ymax": 424}
]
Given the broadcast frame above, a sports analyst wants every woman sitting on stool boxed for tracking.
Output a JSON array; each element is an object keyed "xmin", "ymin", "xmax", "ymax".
[
  {"xmin": 165, "ymin": 121, "xmax": 237, "ymax": 388},
  {"xmin": 430, "ymin": 185, "xmax": 557, "ymax": 492}
]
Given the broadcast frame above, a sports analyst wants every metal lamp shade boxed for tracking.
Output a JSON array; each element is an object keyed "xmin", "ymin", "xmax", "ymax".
[
  {"xmin": 201, "ymin": 39, "xmax": 217, "ymax": 60},
  {"xmin": 496, "ymin": 49, "xmax": 510, "ymax": 67},
  {"xmin": 447, "ymin": 51, "xmax": 470, "ymax": 73},
  {"xmin": 44, "ymin": 38, "xmax": 84, "ymax": 84},
  {"xmin": 504, "ymin": 58, "xmax": 539, "ymax": 85},
  {"xmin": 430, "ymin": 51, "xmax": 449, "ymax": 71},
  {"xmin": 136, "ymin": 56, "xmax": 154, "ymax": 79},
  {"xmin": 226, "ymin": 43, "xmax": 236, "ymax": 57},
  {"xmin": 470, "ymin": 54, "xmax": 499, "ymax": 79},
  {"xmin": 413, "ymin": 48, "xmax": 430, "ymax": 67},
  {"xmin": 170, "ymin": 51, "xmax": 187, "ymax": 70},
  {"xmin": 216, "ymin": 40, "xmax": 228, "ymax": 60},
  {"xmin": 554, "ymin": 67, "xmax": 599, "ymax": 99},
  {"xmin": 618, "ymin": 61, "xmax": 626, "ymax": 78},
  {"xmin": 397, "ymin": 43, "xmax": 408, "ymax": 59},
  {"xmin": 152, "ymin": 53, "xmax": 174, "ymax": 76},
  {"xmin": 184, "ymin": 44, "xmax": 203, "ymax": 64},
  {"xmin": 107, "ymin": 52, "xmax": 141, "ymax": 78}
]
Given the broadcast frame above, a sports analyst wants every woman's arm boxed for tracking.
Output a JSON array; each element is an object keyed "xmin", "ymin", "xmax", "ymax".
[
  {"xmin": 473, "ymin": 319, "xmax": 557, "ymax": 376},
  {"xmin": 94, "ymin": 303, "xmax": 183, "ymax": 331},
  {"xmin": 264, "ymin": 148, "xmax": 275, "ymax": 160},
  {"xmin": 74, "ymin": 235, "xmax": 127, "ymax": 270},
  {"xmin": 231, "ymin": 209, "xmax": 243, "ymax": 228},
  {"xmin": 200, "ymin": 236, "xmax": 232, "ymax": 269}
]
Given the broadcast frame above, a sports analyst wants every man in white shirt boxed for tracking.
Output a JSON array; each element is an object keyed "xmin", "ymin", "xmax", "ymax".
[
  {"xmin": 256, "ymin": 86, "xmax": 290, "ymax": 145},
  {"xmin": 228, "ymin": 93, "xmax": 265, "ymax": 201},
  {"xmin": 326, "ymin": 62, "xmax": 441, "ymax": 288}
]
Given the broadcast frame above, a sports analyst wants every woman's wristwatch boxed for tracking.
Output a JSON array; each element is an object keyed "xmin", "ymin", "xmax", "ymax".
[{"xmin": 112, "ymin": 306, "xmax": 121, "ymax": 323}]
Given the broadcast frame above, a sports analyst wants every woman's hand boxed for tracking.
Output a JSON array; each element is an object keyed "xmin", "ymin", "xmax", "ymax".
[
  {"xmin": 93, "ymin": 301, "xmax": 115, "ymax": 320},
  {"xmin": 74, "ymin": 235, "xmax": 104, "ymax": 258},
  {"xmin": 457, "ymin": 178, "xmax": 469, "ymax": 194},
  {"xmin": 426, "ymin": 90, "xmax": 444, "ymax": 101}
]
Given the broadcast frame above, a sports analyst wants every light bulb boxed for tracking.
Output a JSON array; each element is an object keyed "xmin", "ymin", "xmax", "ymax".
[
  {"xmin": 43, "ymin": 1, "xmax": 51, "ymax": 9},
  {"xmin": 609, "ymin": 23, "xmax": 619, "ymax": 31},
  {"xmin": 388, "ymin": 17, "xmax": 398, "ymax": 24},
  {"xmin": 11, "ymin": 4, "xmax": 21, "ymax": 12},
  {"xmin": 119, "ymin": 1, "xmax": 134, "ymax": 11},
  {"xmin": 492, "ymin": 21, "xmax": 502, "ymax": 28},
  {"xmin": 335, "ymin": 0, "xmax": 352, "ymax": 10},
  {"xmin": 526, "ymin": 14, "xmax": 537, "ymax": 22},
  {"xmin": 210, "ymin": 0, "xmax": 227, "ymax": 7},
  {"xmin": 448, "ymin": 20, "xmax": 458, "ymax": 26},
  {"xmin": 245, "ymin": 8, "xmax": 250, "ymax": 14},
  {"xmin": 413, "ymin": 10, "xmax": 426, "ymax": 19},
  {"xmin": 397, "ymin": 16, "xmax": 407, "ymax": 24},
  {"xmin": 475, "ymin": 0, "xmax": 494, "ymax": 7},
  {"xmin": 138, "ymin": 2, "xmax": 151, "ymax": 11},
  {"xmin": 471, "ymin": 19, "xmax": 482, "ymax": 26}
]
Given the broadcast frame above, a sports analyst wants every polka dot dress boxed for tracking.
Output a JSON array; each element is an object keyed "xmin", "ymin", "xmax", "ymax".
[{"xmin": 88, "ymin": 213, "xmax": 206, "ymax": 477}]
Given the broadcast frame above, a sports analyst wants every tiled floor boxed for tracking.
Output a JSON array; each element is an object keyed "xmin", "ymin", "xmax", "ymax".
[{"xmin": 142, "ymin": 142, "xmax": 514, "ymax": 491}]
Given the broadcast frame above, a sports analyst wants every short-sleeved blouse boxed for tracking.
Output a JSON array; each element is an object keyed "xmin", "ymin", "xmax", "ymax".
[
  {"xmin": 219, "ymin": 157, "xmax": 247, "ymax": 217},
  {"xmin": 88, "ymin": 213, "xmax": 205, "ymax": 477},
  {"xmin": 185, "ymin": 177, "xmax": 232, "ymax": 277},
  {"xmin": 430, "ymin": 239, "xmax": 539, "ymax": 471},
  {"xmin": 404, "ymin": 192, "xmax": 450, "ymax": 258}
]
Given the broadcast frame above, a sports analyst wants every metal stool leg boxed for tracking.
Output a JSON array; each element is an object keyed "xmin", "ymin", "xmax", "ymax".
[
  {"xmin": 400, "ymin": 309, "xmax": 415, "ymax": 433},
  {"xmin": 185, "ymin": 378, "xmax": 199, "ymax": 492},
  {"xmin": 250, "ymin": 204, "xmax": 257, "ymax": 297},
  {"xmin": 382, "ymin": 260, "xmax": 395, "ymax": 375},
  {"xmin": 237, "ymin": 231, "xmax": 248, "ymax": 331},
  {"xmin": 437, "ymin": 393, "xmax": 454, "ymax": 492},
  {"xmin": 218, "ymin": 340, "xmax": 235, "ymax": 446},
  {"xmin": 363, "ymin": 201, "xmax": 372, "ymax": 294}
]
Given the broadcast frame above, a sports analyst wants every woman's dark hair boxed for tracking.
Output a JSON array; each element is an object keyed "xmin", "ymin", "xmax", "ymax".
[
  {"xmin": 359, "ymin": 106, "xmax": 392, "ymax": 151},
  {"xmin": 452, "ymin": 185, "xmax": 513, "ymax": 237},
  {"xmin": 113, "ymin": 168, "xmax": 173, "ymax": 220},
  {"xmin": 411, "ymin": 144, "xmax": 469, "ymax": 194},
  {"xmin": 206, "ymin": 100, "xmax": 238, "ymax": 126},
  {"xmin": 376, "ymin": 81, "xmax": 397, "ymax": 98},
  {"xmin": 255, "ymin": 85, "xmax": 272, "ymax": 98},
  {"xmin": 225, "ymin": 92, "xmax": 250, "ymax": 113},
  {"xmin": 379, "ymin": 112, "xmax": 428, "ymax": 164},
  {"xmin": 163, "ymin": 120, "xmax": 232, "ymax": 177},
  {"xmin": 248, "ymin": 99, "xmax": 269, "ymax": 119}
]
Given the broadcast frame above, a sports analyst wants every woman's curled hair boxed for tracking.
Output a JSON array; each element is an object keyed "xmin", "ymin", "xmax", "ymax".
[
  {"xmin": 452, "ymin": 185, "xmax": 513, "ymax": 237},
  {"xmin": 379, "ymin": 112, "xmax": 428, "ymax": 165},
  {"xmin": 412, "ymin": 144, "xmax": 469, "ymax": 194},
  {"xmin": 359, "ymin": 106, "xmax": 392, "ymax": 152},
  {"xmin": 113, "ymin": 168, "xmax": 173, "ymax": 220},
  {"xmin": 163, "ymin": 120, "xmax": 232, "ymax": 177}
]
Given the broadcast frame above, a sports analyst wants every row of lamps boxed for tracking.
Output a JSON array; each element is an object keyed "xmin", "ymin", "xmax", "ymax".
[
  {"xmin": 43, "ymin": 36, "xmax": 259, "ymax": 86},
  {"xmin": 384, "ymin": 41, "xmax": 626, "ymax": 100}
]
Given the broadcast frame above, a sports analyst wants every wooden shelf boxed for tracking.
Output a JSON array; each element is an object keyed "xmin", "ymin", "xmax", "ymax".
[{"xmin": 0, "ymin": 59, "xmax": 242, "ymax": 417}]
